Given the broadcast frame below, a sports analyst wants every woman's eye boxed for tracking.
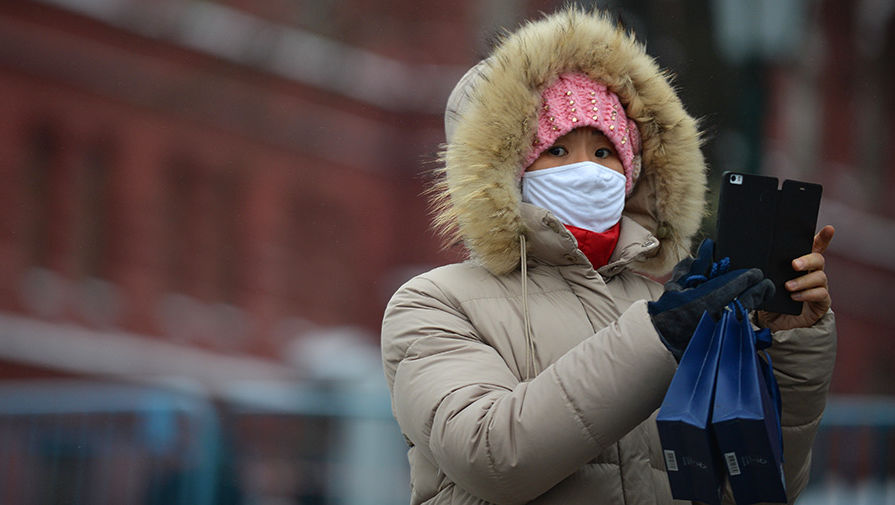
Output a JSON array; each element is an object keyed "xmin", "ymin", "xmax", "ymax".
[
  {"xmin": 547, "ymin": 146, "xmax": 568, "ymax": 156},
  {"xmin": 595, "ymin": 147, "xmax": 613, "ymax": 159}
]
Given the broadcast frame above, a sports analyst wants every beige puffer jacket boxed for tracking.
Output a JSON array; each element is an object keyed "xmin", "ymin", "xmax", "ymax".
[{"xmin": 381, "ymin": 7, "xmax": 836, "ymax": 505}]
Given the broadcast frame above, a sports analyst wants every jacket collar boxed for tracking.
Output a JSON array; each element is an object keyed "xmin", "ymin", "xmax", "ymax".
[{"xmin": 521, "ymin": 203, "xmax": 660, "ymax": 278}]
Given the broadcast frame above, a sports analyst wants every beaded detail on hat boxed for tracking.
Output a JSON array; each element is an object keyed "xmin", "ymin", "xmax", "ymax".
[{"xmin": 524, "ymin": 73, "xmax": 643, "ymax": 194}]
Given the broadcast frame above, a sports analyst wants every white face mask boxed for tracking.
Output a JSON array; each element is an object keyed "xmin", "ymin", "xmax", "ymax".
[{"xmin": 521, "ymin": 161, "xmax": 626, "ymax": 233}]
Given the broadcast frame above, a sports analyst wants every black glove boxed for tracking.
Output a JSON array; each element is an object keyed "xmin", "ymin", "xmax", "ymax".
[{"xmin": 648, "ymin": 239, "xmax": 775, "ymax": 360}]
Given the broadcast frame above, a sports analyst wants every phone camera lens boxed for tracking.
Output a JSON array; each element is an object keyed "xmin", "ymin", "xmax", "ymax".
[{"xmin": 730, "ymin": 174, "xmax": 743, "ymax": 185}]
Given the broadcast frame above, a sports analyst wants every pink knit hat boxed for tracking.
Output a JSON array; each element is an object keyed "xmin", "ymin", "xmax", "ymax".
[{"xmin": 525, "ymin": 73, "xmax": 642, "ymax": 193}]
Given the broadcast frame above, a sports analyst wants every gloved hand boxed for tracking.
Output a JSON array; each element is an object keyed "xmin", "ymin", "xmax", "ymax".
[
  {"xmin": 648, "ymin": 239, "xmax": 775, "ymax": 360},
  {"xmin": 665, "ymin": 238, "xmax": 729, "ymax": 290}
]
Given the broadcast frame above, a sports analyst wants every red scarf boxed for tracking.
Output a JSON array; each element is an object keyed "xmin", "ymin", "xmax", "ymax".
[{"xmin": 564, "ymin": 221, "xmax": 621, "ymax": 268}]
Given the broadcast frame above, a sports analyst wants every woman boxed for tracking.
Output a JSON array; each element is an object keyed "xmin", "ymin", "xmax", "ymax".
[{"xmin": 381, "ymin": 8, "xmax": 836, "ymax": 504}]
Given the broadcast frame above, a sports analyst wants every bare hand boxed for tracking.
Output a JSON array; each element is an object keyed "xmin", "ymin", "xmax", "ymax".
[{"xmin": 756, "ymin": 225, "xmax": 834, "ymax": 331}]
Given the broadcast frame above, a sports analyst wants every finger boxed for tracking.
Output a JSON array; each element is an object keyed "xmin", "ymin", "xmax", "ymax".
[
  {"xmin": 793, "ymin": 252, "xmax": 825, "ymax": 272},
  {"xmin": 739, "ymin": 278, "xmax": 775, "ymax": 311},
  {"xmin": 692, "ymin": 238, "xmax": 715, "ymax": 275},
  {"xmin": 709, "ymin": 268, "xmax": 762, "ymax": 289},
  {"xmin": 785, "ymin": 270, "xmax": 828, "ymax": 292},
  {"xmin": 720, "ymin": 268, "xmax": 766, "ymax": 299},
  {"xmin": 812, "ymin": 225, "xmax": 835, "ymax": 254},
  {"xmin": 791, "ymin": 286, "xmax": 830, "ymax": 303},
  {"xmin": 695, "ymin": 268, "xmax": 761, "ymax": 303},
  {"xmin": 667, "ymin": 257, "xmax": 695, "ymax": 288},
  {"xmin": 696, "ymin": 238, "xmax": 714, "ymax": 259}
]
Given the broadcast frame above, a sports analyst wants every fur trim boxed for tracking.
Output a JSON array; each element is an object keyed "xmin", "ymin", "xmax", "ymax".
[{"xmin": 431, "ymin": 7, "xmax": 707, "ymax": 276}]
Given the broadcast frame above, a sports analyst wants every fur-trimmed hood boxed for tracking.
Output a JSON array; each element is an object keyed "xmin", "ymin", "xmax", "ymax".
[{"xmin": 431, "ymin": 7, "xmax": 707, "ymax": 276}]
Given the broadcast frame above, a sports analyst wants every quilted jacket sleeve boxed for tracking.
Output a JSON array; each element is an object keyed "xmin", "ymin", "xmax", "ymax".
[
  {"xmin": 768, "ymin": 310, "xmax": 837, "ymax": 503},
  {"xmin": 381, "ymin": 272, "xmax": 678, "ymax": 505}
]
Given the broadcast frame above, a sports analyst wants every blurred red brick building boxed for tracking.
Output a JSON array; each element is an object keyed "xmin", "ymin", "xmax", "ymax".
[
  {"xmin": 0, "ymin": 0, "xmax": 555, "ymax": 386},
  {"xmin": 0, "ymin": 0, "xmax": 893, "ymax": 396}
]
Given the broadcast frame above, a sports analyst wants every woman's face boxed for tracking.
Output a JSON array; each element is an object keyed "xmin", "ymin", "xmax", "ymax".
[{"xmin": 526, "ymin": 127, "xmax": 624, "ymax": 174}]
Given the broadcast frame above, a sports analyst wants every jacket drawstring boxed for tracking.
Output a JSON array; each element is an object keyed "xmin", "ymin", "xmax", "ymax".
[{"xmin": 520, "ymin": 235, "xmax": 536, "ymax": 379}]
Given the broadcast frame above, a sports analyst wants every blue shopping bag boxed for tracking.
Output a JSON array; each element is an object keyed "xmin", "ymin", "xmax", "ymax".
[
  {"xmin": 656, "ymin": 311, "xmax": 726, "ymax": 505},
  {"xmin": 711, "ymin": 302, "xmax": 786, "ymax": 504}
]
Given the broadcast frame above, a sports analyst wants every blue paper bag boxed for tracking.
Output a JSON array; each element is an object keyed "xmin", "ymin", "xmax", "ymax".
[
  {"xmin": 711, "ymin": 303, "xmax": 786, "ymax": 504},
  {"xmin": 656, "ymin": 311, "xmax": 726, "ymax": 505}
]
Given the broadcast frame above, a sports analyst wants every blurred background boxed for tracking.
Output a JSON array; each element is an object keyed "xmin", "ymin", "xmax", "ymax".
[{"xmin": 0, "ymin": 0, "xmax": 892, "ymax": 503}]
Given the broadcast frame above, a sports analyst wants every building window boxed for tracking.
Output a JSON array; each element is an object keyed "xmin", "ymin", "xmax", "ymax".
[
  {"xmin": 22, "ymin": 121, "xmax": 59, "ymax": 268},
  {"xmin": 18, "ymin": 122, "xmax": 67, "ymax": 318},
  {"xmin": 209, "ymin": 164, "xmax": 245, "ymax": 304},
  {"xmin": 75, "ymin": 138, "xmax": 115, "ymax": 280},
  {"xmin": 163, "ymin": 153, "xmax": 200, "ymax": 295},
  {"xmin": 158, "ymin": 152, "xmax": 249, "ymax": 345},
  {"xmin": 286, "ymin": 187, "xmax": 358, "ymax": 324}
]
